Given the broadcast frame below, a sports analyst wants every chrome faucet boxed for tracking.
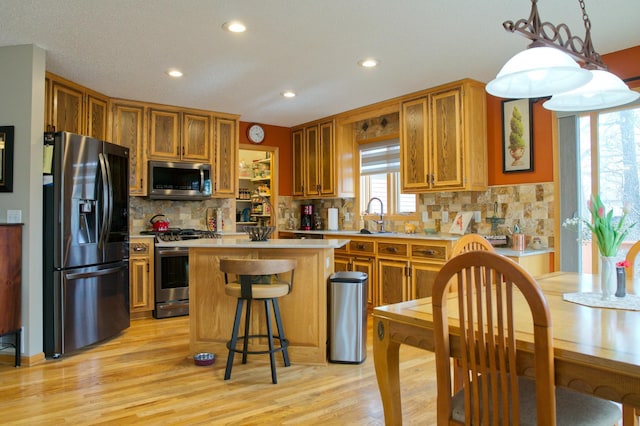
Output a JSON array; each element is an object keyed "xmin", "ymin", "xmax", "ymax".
[{"xmin": 366, "ymin": 197, "xmax": 385, "ymax": 232}]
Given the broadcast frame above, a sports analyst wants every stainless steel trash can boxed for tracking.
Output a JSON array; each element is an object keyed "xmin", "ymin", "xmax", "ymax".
[{"xmin": 328, "ymin": 271, "xmax": 368, "ymax": 363}]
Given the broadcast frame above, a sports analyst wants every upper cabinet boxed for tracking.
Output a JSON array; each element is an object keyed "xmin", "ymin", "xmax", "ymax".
[
  {"xmin": 212, "ymin": 115, "xmax": 238, "ymax": 196},
  {"xmin": 148, "ymin": 107, "xmax": 211, "ymax": 163},
  {"xmin": 111, "ymin": 99, "xmax": 148, "ymax": 196},
  {"xmin": 45, "ymin": 72, "xmax": 109, "ymax": 140},
  {"xmin": 291, "ymin": 119, "xmax": 353, "ymax": 198},
  {"xmin": 401, "ymin": 79, "xmax": 487, "ymax": 192}
]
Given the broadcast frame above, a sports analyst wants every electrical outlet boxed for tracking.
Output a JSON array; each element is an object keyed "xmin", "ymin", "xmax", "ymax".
[
  {"xmin": 473, "ymin": 211, "xmax": 481, "ymax": 222},
  {"xmin": 422, "ymin": 211, "xmax": 428, "ymax": 222},
  {"xmin": 7, "ymin": 209, "xmax": 21, "ymax": 223},
  {"xmin": 442, "ymin": 211, "xmax": 448, "ymax": 223},
  {"xmin": 344, "ymin": 212, "xmax": 350, "ymax": 221}
]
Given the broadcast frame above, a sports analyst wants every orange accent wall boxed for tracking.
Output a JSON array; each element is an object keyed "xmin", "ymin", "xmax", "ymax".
[
  {"xmin": 239, "ymin": 122, "xmax": 292, "ymax": 195},
  {"xmin": 487, "ymin": 45, "xmax": 640, "ymax": 186}
]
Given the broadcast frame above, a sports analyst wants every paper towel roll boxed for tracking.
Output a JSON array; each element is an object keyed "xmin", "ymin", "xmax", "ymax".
[{"xmin": 327, "ymin": 208, "xmax": 339, "ymax": 230}]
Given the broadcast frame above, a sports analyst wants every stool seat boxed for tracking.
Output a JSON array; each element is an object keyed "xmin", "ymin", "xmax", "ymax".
[
  {"xmin": 220, "ymin": 258, "xmax": 296, "ymax": 384},
  {"xmin": 224, "ymin": 282, "xmax": 290, "ymax": 299}
]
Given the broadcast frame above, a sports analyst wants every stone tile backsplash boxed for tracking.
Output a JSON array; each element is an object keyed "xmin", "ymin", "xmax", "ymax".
[
  {"xmin": 278, "ymin": 183, "xmax": 555, "ymax": 248},
  {"xmin": 130, "ymin": 182, "xmax": 555, "ymax": 249}
]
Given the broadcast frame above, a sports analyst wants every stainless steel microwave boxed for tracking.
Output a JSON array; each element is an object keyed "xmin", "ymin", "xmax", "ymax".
[{"xmin": 148, "ymin": 161, "xmax": 212, "ymax": 200}]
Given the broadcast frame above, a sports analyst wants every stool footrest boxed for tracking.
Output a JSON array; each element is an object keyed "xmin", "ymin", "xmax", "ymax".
[{"xmin": 226, "ymin": 334, "xmax": 289, "ymax": 356}]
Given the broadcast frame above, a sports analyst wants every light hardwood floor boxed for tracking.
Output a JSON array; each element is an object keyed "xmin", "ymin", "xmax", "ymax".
[{"xmin": 0, "ymin": 315, "xmax": 437, "ymax": 425}]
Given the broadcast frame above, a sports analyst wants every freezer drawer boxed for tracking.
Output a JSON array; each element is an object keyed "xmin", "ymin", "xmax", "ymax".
[{"xmin": 44, "ymin": 261, "xmax": 130, "ymax": 357}]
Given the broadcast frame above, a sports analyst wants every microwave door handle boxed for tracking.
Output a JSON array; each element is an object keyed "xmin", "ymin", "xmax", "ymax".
[
  {"xmin": 199, "ymin": 169, "xmax": 204, "ymax": 192},
  {"xmin": 97, "ymin": 153, "xmax": 110, "ymax": 248}
]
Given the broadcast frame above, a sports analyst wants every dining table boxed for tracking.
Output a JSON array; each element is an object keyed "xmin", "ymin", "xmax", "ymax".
[{"xmin": 372, "ymin": 271, "xmax": 640, "ymax": 425}]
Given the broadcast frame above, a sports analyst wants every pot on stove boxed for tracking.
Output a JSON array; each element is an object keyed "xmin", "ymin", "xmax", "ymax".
[{"xmin": 150, "ymin": 214, "xmax": 170, "ymax": 232}]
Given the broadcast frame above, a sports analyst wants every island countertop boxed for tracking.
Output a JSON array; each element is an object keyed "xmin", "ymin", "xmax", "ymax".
[{"xmin": 155, "ymin": 237, "xmax": 350, "ymax": 249}]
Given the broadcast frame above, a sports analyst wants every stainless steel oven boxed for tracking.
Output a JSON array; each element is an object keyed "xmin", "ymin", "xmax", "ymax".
[
  {"xmin": 154, "ymin": 245, "xmax": 190, "ymax": 318},
  {"xmin": 146, "ymin": 229, "xmax": 218, "ymax": 319}
]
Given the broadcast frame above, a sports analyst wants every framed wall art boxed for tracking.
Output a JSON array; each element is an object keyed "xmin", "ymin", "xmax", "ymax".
[
  {"xmin": 0, "ymin": 126, "xmax": 14, "ymax": 192},
  {"xmin": 502, "ymin": 99, "xmax": 533, "ymax": 173}
]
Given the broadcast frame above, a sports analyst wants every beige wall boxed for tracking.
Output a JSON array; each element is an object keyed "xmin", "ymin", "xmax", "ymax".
[{"xmin": 0, "ymin": 44, "xmax": 46, "ymax": 358}]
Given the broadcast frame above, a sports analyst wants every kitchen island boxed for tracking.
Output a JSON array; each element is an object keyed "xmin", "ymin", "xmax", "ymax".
[{"xmin": 155, "ymin": 238, "xmax": 349, "ymax": 365}]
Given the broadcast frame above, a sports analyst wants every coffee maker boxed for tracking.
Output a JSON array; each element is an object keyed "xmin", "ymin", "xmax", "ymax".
[{"xmin": 300, "ymin": 204, "xmax": 313, "ymax": 230}]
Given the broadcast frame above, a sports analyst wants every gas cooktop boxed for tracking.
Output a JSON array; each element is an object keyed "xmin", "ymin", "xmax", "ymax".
[{"xmin": 140, "ymin": 228, "xmax": 219, "ymax": 242}]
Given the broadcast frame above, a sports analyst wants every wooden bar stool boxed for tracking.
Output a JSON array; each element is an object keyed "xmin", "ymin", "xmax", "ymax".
[{"xmin": 220, "ymin": 258, "xmax": 296, "ymax": 384}]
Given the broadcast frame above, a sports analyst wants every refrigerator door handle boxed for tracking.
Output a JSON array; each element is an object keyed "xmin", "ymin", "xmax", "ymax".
[
  {"xmin": 97, "ymin": 152, "xmax": 111, "ymax": 248},
  {"xmin": 103, "ymin": 153, "xmax": 114, "ymax": 239},
  {"xmin": 64, "ymin": 263, "xmax": 128, "ymax": 280}
]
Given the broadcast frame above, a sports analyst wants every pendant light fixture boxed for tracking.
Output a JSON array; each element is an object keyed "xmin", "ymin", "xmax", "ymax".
[{"xmin": 487, "ymin": 0, "xmax": 639, "ymax": 112}]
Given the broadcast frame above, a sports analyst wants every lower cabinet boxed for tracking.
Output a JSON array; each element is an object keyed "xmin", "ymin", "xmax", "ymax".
[
  {"xmin": 332, "ymin": 234, "xmax": 454, "ymax": 308},
  {"xmin": 377, "ymin": 258, "xmax": 409, "ymax": 305},
  {"xmin": 129, "ymin": 238, "xmax": 154, "ymax": 318}
]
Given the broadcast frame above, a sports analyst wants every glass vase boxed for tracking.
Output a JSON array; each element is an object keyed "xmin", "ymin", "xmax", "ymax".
[{"xmin": 600, "ymin": 256, "xmax": 617, "ymax": 300}]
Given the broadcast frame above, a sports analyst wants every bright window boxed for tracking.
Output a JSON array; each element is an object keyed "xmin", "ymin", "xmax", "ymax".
[
  {"xmin": 572, "ymin": 103, "xmax": 640, "ymax": 272},
  {"xmin": 359, "ymin": 139, "xmax": 416, "ymax": 217}
]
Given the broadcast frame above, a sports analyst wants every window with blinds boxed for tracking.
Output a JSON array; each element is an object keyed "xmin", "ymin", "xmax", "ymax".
[{"xmin": 359, "ymin": 139, "xmax": 416, "ymax": 216}]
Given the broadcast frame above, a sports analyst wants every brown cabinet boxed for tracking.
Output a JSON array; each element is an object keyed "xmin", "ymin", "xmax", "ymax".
[
  {"xmin": 292, "ymin": 119, "xmax": 352, "ymax": 198},
  {"xmin": 377, "ymin": 258, "xmax": 409, "ymax": 305},
  {"xmin": 0, "ymin": 224, "xmax": 22, "ymax": 366},
  {"xmin": 111, "ymin": 99, "xmax": 148, "ymax": 196},
  {"xmin": 334, "ymin": 238, "xmax": 376, "ymax": 306},
  {"xmin": 330, "ymin": 233, "xmax": 454, "ymax": 307},
  {"xmin": 129, "ymin": 238, "xmax": 154, "ymax": 319},
  {"xmin": 148, "ymin": 107, "xmax": 211, "ymax": 163},
  {"xmin": 401, "ymin": 79, "xmax": 487, "ymax": 192},
  {"xmin": 213, "ymin": 116, "xmax": 237, "ymax": 196},
  {"xmin": 45, "ymin": 72, "xmax": 109, "ymax": 140}
]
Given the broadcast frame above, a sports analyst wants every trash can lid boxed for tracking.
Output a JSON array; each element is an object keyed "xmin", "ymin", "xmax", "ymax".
[{"xmin": 330, "ymin": 271, "xmax": 368, "ymax": 282}]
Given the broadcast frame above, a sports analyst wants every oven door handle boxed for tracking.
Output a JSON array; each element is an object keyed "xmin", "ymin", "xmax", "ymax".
[{"xmin": 155, "ymin": 247, "xmax": 189, "ymax": 256}]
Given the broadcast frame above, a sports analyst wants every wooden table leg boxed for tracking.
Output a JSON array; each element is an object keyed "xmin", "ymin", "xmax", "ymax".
[
  {"xmin": 373, "ymin": 317, "xmax": 403, "ymax": 426},
  {"xmin": 622, "ymin": 404, "xmax": 639, "ymax": 426}
]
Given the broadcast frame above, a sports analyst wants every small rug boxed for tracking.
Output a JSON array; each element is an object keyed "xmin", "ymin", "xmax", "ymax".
[{"xmin": 562, "ymin": 292, "xmax": 640, "ymax": 310}]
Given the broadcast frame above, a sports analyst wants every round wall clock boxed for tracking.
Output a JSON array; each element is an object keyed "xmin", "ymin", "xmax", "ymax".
[{"xmin": 247, "ymin": 123, "xmax": 265, "ymax": 144}]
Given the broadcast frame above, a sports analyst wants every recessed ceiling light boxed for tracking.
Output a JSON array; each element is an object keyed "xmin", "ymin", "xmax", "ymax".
[
  {"xmin": 358, "ymin": 58, "xmax": 379, "ymax": 68},
  {"xmin": 222, "ymin": 21, "xmax": 246, "ymax": 33},
  {"xmin": 167, "ymin": 69, "xmax": 183, "ymax": 78},
  {"xmin": 282, "ymin": 91, "xmax": 296, "ymax": 98}
]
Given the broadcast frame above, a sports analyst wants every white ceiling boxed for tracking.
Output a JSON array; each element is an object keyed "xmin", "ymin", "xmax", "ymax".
[{"xmin": 1, "ymin": 0, "xmax": 639, "ymax": 127}]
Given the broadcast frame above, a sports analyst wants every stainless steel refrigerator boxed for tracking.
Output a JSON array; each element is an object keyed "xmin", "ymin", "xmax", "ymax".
[{"xmin": 43, "ymin": 132, "xmax": 130, "ymax": 358}]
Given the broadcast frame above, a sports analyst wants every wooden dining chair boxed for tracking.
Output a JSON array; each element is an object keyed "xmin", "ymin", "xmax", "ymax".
[
  {"xmin": 625, "ymin": 240, "xmax": 640, "ymax": 280},
  {"xmin": 432, "ymin": 251, "xmax": 621, "ymax": 425},
  {"xmin": 451, "ymin": 234, "xmax": 495, "ymax": 257}
]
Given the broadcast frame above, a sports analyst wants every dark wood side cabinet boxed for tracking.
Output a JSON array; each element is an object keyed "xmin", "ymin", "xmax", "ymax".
[{"xmin": 0, "ymin": 224, "xmax": 22, "ymax": 367}]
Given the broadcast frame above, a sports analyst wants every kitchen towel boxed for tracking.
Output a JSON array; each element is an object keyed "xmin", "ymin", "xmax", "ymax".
[{"xmin": 327, "ymin": 208, "xmax": 339, "ymax": 230}]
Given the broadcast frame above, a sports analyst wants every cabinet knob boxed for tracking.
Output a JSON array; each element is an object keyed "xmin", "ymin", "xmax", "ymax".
[{"xmin": 385, "ymin": 247, "xmax": 398, "ymax": 253}]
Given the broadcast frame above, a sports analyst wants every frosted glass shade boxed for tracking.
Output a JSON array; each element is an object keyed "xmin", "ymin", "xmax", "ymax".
[
  {"xmin": 543, "ymin": 69, "xmax": 640, "ymax": 111},
  {"xmin": 486, "ymin": 47, "xmax": 592, "ymax": 98}
]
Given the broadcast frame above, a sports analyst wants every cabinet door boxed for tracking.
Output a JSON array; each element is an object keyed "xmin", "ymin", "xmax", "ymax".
[
  {"xmin": 352, "ymin": 257, "xmax": 376, "ymax": 306},
  {"xmin": 430, "ymin": 87, "xmax": 463, "ymax": 189},
  {"xmin": 182, "ymin": 112, "xmax": 211, "ymax": 162},
  {"xmin": 112, "ymin": 101, "xmax": 147, "ymax": 195},
  {"xmin": 213, "ymin": 117, "xmax": 237, "ymax": 195},
  {"xmin": 334, "ymin": 256, "xmax": 350, "ymax": 273},
  {"xmin": 411, "ymin": 262, "xmax": 441, "ymax": 299},
  {"xmin": 130, "ymin": 256, "xmax": 151, "ymax": 311},
  {"xmin": 318, "ymin": 121, "xmax": 335, "ymax": 196},
  {"xmin": 291, "ymin": 129, "xmax": 305, "ymax": 196},
  {"xmin": 378, "ymin": 258, "xmax": 408, "ymax": 305},
  {"xmin": 86, "ymin": 93, "xmax": 109, "ymax": 140},
  {"xmin": 149, "ymin": 108, "xmax": 180, "ymax": 160},
  {"xmin": 401, "ymin": 97, "xmax": 429, "ymax": 192},
  {"xmin": 305, "ymin": 125, "xmax": 319, "ymax": 196},
  {"xmin": 51, "ymin": 80, "xmax": 83, "ymax": 134}
]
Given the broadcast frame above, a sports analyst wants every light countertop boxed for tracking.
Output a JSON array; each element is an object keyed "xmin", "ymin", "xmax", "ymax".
[{"xmin": 154, "ymin": 237, "xmax": 350, "ymax": 249}]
